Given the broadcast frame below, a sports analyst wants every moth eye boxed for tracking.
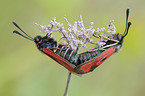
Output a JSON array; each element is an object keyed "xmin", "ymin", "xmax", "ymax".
[
  {"xmin": 118, "ymin": 35, "xmax": 123, "ymax": 40},
  {"xmin": 34, "ymin": 36, "xmax": 42, "ymax": 43},
  {"xmin": 36, "ymin": 38, "xmax": 40, "ymax": 41},
  {"xmin": 37, "ymin": 36, "xmax": 42, "ymax": 42}
]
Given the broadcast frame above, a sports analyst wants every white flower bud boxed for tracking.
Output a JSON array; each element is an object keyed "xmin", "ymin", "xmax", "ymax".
[{"xmin": 36, "ymin": 15, "xmax": 116, "ymax": 51}]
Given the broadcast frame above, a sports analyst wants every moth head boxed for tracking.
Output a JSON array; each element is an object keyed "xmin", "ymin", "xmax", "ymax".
[{"xmin": 34, "ymin": 35, "xmax": 42, "ymax": 43}]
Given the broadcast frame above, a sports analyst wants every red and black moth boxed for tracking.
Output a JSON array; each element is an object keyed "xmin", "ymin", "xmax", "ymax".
[{"xmin": 13, "ymin": 9, "xmax": 131, "ymax": 74}]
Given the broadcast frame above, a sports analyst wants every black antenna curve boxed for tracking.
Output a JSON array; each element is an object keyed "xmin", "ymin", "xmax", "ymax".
[
  {"xmin": 12, "ymin": 21, "xmax": 33, "ymax": 39},
  {"xmin": 13, "ymin": 30, "xmax": 33, "ymax": 41},
  {"xmin": 123, "ymin": 8, "xmax": 131, "ymax": 37}
]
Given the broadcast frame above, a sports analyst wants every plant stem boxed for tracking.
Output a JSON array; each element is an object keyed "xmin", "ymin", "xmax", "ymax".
[{"xmin": 64, "ymin": 72, "xmax": 72, "ymax": 96}]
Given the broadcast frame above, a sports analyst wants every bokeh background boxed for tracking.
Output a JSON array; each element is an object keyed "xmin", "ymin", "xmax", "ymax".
[{"xmin": 1, "ymin": 0, "xmax": 145, "ymax": 96}]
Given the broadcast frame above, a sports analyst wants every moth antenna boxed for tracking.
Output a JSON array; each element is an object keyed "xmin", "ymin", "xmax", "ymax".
[
  {"xmin": 123, "ymin": 8, "xmax": 131, "ymax": 37},
  {"xmin": 12, "ymin": 21, "xmax": 33, "ymax": 39},
  {"xmin": 127, "ymin": 22, "xmax": 131, "ymax": 31},
  {"xmin": 13, "ymin": 30, "xmax": 33, "ymax": 41},
  {"xmin": 123, "ymin": 22, "xmax": 131, "ymax": 37}
]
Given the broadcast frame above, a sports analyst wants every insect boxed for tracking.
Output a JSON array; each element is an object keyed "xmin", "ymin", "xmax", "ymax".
[{"xmin": 13, "ymin": 9, "xmax": 131, "ymax": 74}]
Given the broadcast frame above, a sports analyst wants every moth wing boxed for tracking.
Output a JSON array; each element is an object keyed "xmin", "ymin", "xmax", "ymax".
[
  {"xmin": 74, "ymin": 47, "xmax": 116, "ymax": 74},
  {"xmin": 43, "ymin": 48, "xmax": 76, "ymax": 74}
]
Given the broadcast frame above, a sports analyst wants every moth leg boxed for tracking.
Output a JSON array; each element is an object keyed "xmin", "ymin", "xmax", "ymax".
[
  {"xmin": 102, "ymin": 43, "xmax": 118, "ymax": 49},
  {"xmin": 99, "ymin": 35, "xmax": 119, "ymax": 43},
  {"xmin": 93, "ymin": 34, "xmax": 119, "ymax": 43}
]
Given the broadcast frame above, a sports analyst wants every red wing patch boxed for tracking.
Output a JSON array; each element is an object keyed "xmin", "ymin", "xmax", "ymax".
[
  {"xmin": 43, "ymin": 48, "xmax": 77, "ymax": 74},
  {"xmin": 43, "ymin": 47, "xmax": 116, "ymax": 74},
  {"xmin": 77, "ymin": 47, "xmax": 116, "ymax": 73},
  {"xmin": 79, "ymin": 62, "xmax": 94, "ymax": 73},
  {"xmin": 95, "ymin": 47, "xmax": 116, "ymax": 66}
]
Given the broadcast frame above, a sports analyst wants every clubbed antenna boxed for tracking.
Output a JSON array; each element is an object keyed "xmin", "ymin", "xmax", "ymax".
[
  {"xmin": 123, "ymin": 8, "xmax": 131, "ymax": 38},
  {"xmin": 13, "ymin": 30, "xmax": 33, "ymax": 41},
  {"xmin": 13, "ymin": 21, "xmax": 33, "ymax": 41}
]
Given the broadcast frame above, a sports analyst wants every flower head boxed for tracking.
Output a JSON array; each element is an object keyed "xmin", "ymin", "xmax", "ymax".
[{"xmin": 35, "ymin": 15, "xmax": 116, "ymax": 52}]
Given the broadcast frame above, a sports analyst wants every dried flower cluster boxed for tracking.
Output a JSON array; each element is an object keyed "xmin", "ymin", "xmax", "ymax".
[{"xmin": 35, "ymin": 15, "xmax": 116, "ymax": 52}]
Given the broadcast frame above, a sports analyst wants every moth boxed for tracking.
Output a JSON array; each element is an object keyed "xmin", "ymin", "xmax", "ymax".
[{"xmin": 13, "ymin": 9, "xmax": 131, "ymax": 74}]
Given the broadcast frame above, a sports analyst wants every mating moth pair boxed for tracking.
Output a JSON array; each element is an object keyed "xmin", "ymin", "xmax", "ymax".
[{"xmin": 13, "ymin": 9, "xmax": 131, "ymax": 74}]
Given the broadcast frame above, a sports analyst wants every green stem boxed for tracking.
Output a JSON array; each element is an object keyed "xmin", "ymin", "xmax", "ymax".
[{"xmin": 64, "ymin": 72, "xmax": 72, "ymax": 96}]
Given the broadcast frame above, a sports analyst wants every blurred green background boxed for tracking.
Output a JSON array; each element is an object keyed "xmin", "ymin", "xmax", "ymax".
[{"xmin": 0, "ymin": 0, "xmax": 145, "ymax": 96}]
